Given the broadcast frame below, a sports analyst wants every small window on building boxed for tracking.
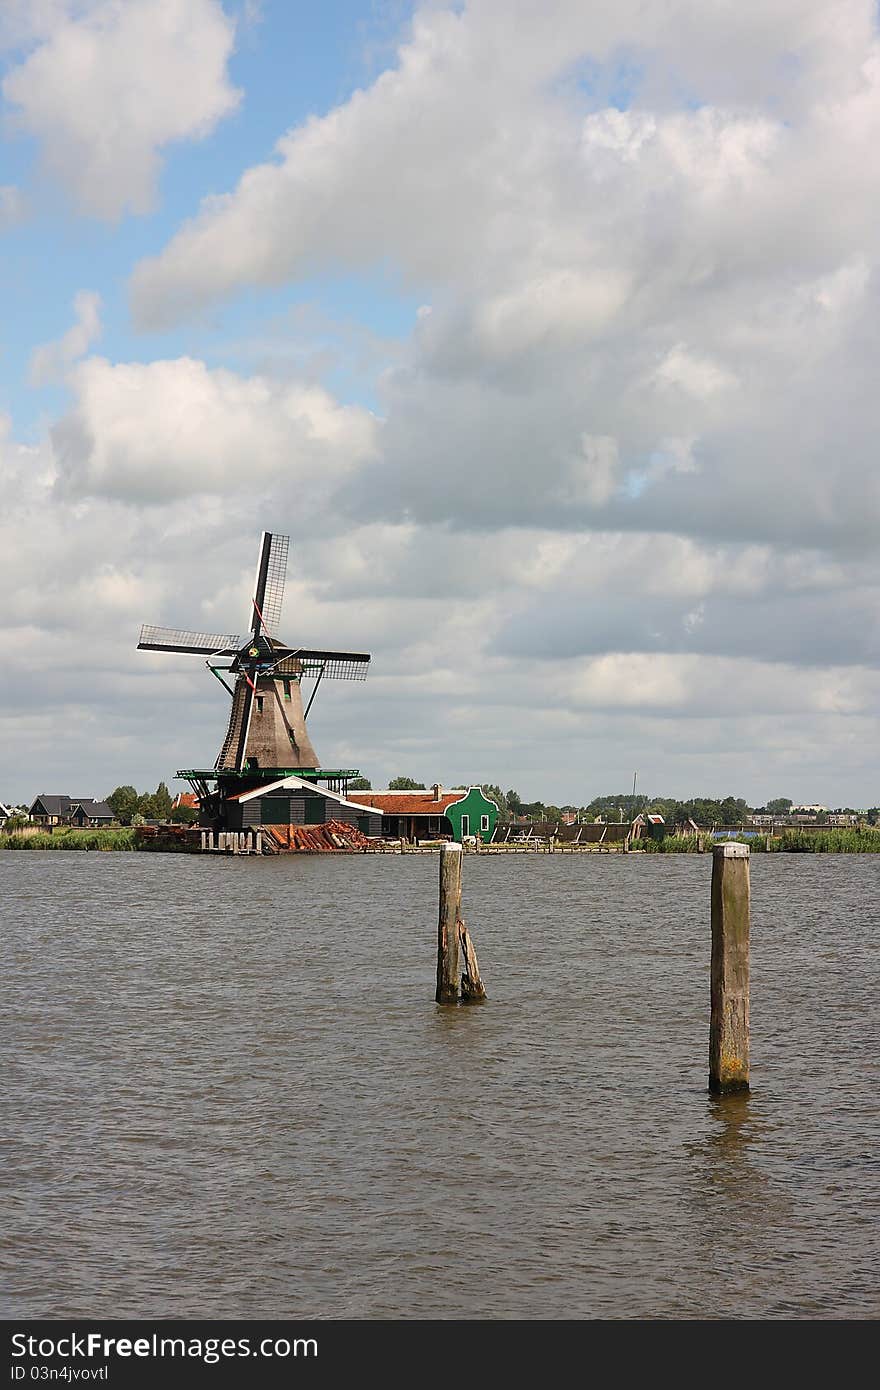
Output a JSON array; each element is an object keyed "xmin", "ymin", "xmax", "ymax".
[
  {"xmin": 480, "ymin": 814, "xmax": 489, "ymax": 832},
  {"xmin": 461, "ymin": 814, "xmax": 470, "ymax": 836},
  {"xmin": 283, "ymin": 678, "xmax": 291, "ymax": 701},
  {"xmin": 256, "ymin": 696, "xmax": 264, "ymax": 712}
]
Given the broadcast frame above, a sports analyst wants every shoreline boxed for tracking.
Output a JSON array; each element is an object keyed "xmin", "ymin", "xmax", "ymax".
[{"xmin": 3, "ymin": 826, "xmax": 880, "ymax": 855}]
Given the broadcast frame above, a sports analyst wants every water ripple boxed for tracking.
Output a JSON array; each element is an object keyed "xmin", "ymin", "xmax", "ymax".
[{"xmin": 1, "ymin": 850, "xmax": 878, "ymax": 1319}]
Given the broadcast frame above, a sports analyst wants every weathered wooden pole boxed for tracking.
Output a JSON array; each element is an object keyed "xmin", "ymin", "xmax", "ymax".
[
  {"xmin": 710, "ymin": 842, "xmax": 750, "ymax": 1094},
  {"xmin": 436, "ymin": 842, "xmax": 462, "ymax": 1003},
  {"xmin": 458, "ymin": 920, "xmax": 486, "ymax": 1001}
]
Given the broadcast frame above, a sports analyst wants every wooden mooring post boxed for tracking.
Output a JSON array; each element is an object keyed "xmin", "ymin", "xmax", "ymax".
[
  {"xmin": 710, "ymin": 842, "xmax": 750, "ymax": 1094},
  {"xmin": 436, "ymin": 842, "xmax": 486, "ymax": 1004}
]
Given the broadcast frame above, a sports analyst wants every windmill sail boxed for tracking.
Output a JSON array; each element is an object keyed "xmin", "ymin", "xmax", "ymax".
[
  {"xmin": 215, "ymin": 676, "xmax": 252, "ymax": 771},
  {"xmin": 272, "ymin": 650, "xmax": 370, "ymax": 680},
  {"xmin": 260, "ymin": 532, "xmax": 289, "ymax": 634},
  {"xmin": 138, "ymin": 625, "xmax": 240, "ymax": 655},
  {"xmin": 251, "ymin": 531, "xmax": 289, "ymax": 635}
]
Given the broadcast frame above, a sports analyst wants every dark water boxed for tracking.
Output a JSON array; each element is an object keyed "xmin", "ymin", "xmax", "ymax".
[{"xmin": 2, "ymin": 850, "xmax": 878, "ymax": 1320}]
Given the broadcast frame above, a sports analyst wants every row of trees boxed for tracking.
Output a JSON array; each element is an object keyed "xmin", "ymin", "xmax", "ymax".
[{"xmin": 106, "ymin": 784, "xmax": 196, "ymax": 825}]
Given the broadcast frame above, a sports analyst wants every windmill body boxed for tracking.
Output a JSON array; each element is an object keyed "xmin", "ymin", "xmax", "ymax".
[
  {"xmin": 215, "ymin": 657, "xmax": 320, "ymax": 773},
  {"xmin": 138, "ymin": 532, "xmax": 369, "ymax": 818}
]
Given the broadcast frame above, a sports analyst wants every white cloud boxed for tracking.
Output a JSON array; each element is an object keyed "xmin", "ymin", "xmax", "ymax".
[
  {"xmin": 51, "ymin": 354, "xmax": 378, "ymax": 503},
  {"xmin": 131, "ymin": 2, "xmax": 878, "ymax": 317},
  {"xmin": 126, "ymin": 1, "xmax": 880, "ymax": 565},
  {"xmin": 2, "ymin": 0, "xmax": 240, "ymax": 218},
  {"xmin": 30, "ymin": 290, "xmax": 102, "ymax": 384},
  {"xmin": 652, "ymin": 346, "xmax": 738, "ymax": 399},
  {"xmin": 562, "ymin": 434, "xmax": 620, "ymax": 507}
]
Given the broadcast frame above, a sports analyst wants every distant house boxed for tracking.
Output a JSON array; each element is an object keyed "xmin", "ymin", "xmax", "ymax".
[
  {"xmin": 29, "ymin": 795, "xmax": 113, "ymax": 827},
  {"xmin": 0, "ymin": 802, "xmax": 17, "ymax": 827},
  {"xmin": 30, "ymin": 795, "xmax": 84, "ymax": 826},
  {"xmin": 171, "ymin": 792, "xmax": 199, "ymax": 815},
  {"xmin": 67, "ymin": 800, "xmax": 114, "ymax": 827},
  {"xmin": 348, "ymin": 784, "xmax": 500, "ymax": 843}
]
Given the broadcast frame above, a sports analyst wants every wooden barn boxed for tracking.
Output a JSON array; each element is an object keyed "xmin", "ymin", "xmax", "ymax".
[{"xmin": 222, "ymin": 773, "xmax": 382, "ymax": 839}]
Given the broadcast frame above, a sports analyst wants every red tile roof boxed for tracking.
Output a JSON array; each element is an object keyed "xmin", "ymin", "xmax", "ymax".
[
  {"xmin": 347, "ymin": 790, "xmax": 463, "ymax": 816},
  {"xmin": 172, "ymin": 792, "xmax": 199, "ymax": 809}
]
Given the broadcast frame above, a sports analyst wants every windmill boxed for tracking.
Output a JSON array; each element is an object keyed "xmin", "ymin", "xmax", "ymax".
[{"xmin": 138, "ymin": 532, "xmax": 369, "ymax": 787}]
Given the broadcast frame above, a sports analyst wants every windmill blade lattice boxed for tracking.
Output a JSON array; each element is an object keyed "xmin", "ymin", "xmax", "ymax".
[
  {"xmin": 272, "ymin": 651, "xmax": 370, "ymax": 680},
  {"xmin": 252, "ymin": 532, "xmax": 289, "ymax": 635},
  {"xmin": 138, "ymin": 625, "xmax": 240, "ymax": 655}
]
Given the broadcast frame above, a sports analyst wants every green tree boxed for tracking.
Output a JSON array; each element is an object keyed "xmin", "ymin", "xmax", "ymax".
[
  {"xmin": 388, "ymin": 776, "xmax": 425, "ymax": 790},
  {"xmin": 583, "ymin": 793, "xmax": 649, "ymax": 823},
  {"xmin": 153, "ymin": 782, "xmax": 173, "ymax": 819},
  {"xmin": 505, "ymin": 789, "xmax": 523, "ymax": 818},
  {"xmin": 720, "ymin": 796, "xmax": 749, "ymax": 825},
  {"xmin": 766, "ymin": 797, "xmax": 793, "ymax": 815},
  {"xmin": 482, "ymin": 784, "xmax": 509, "ymax": 819},
  {"xmin": 106, "ymin": 785, "xmax": 138, "ymax": 824},
  {"xmin": 136, "ymin": 793, "xmax": 158, "ymax": 819},
  {"xmin": 170, "ymin": 805, "xmax": 198, "ymax": 824},
  {"xmin": 349, "ymin": 776, "xmax": 372, "ymax": 790}
]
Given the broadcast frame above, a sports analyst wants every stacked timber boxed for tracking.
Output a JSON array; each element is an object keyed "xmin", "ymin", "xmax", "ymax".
[{"xmin": 260, "ymin": 819, "xmax": 376, "ymax": 853}]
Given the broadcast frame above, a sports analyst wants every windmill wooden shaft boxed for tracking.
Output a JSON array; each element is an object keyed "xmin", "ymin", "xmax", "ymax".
[{"xmin": 138, "ymin": 531, "xmax": 369, "ymax": 782}]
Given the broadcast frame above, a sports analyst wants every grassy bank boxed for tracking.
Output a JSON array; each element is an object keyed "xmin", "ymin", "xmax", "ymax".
[
  {"xmin": 774, "ymin": 827, "xmax": 880, "ymax": 852},
  {"xmin": 641, "ymin": 828, "xmax": 880, "ymax": 853},
  {"xmin": 641, "ymin": 834, "xmax": 717, "ymax": 853},
  {"xmin": 0, "ymin": 828, "xmax": 136, "ymax": 851}
]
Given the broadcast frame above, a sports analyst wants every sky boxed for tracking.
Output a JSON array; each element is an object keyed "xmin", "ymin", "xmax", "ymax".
[{"xmin": 1, "ymin": 0, "xmax": 879, "ymax": 808}]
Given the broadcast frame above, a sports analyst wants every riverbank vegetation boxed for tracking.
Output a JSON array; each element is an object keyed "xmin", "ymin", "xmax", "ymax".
[
  {"xmin": 0, "ymin": 828, "xmax": 136, "ymax": 851},
  {"xmin": 774, "ymin": 827, "xmax": 880, "ymax": 852},
  {"xmin": 640, "ymin": 828, "xmax": 880, "ymax": 853}
]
